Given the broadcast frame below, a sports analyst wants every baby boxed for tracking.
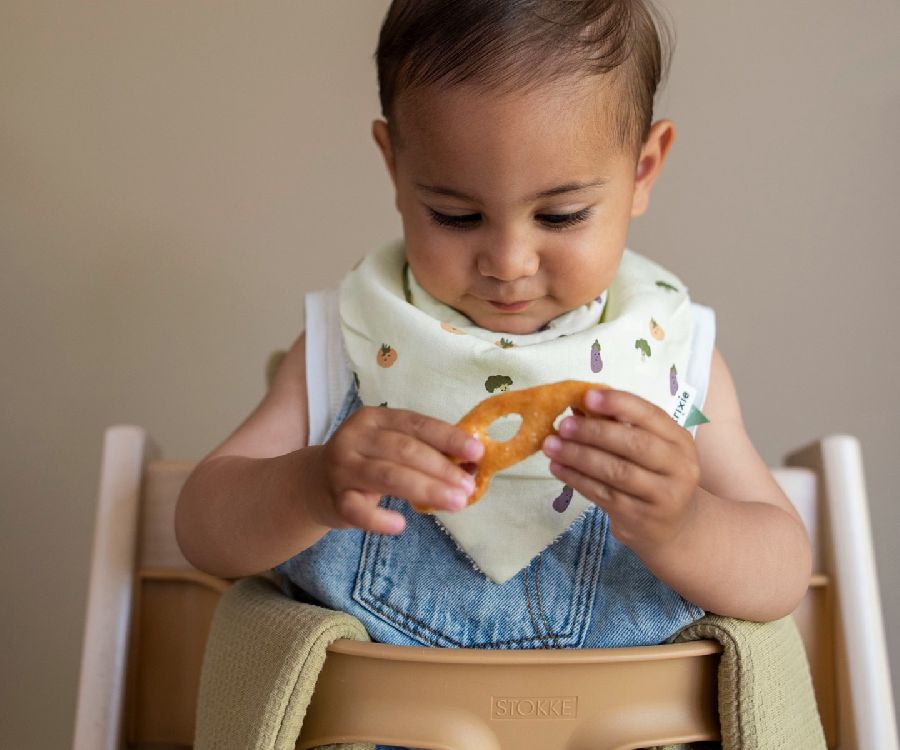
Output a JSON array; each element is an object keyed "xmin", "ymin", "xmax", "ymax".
[{"xmin": 176, "ymin": 0, "xmax": 812, "ymax": 654}]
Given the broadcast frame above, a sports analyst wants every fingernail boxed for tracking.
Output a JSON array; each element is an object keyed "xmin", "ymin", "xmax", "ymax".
[
  {"xmin": 445, "ymin": 488, "xmax": 468, "ymax": 508},
  {"xmin": 586, "ymin": 390, "xmax": 605, "ymax": 409},
  {"xmin": 458, "ymin": 474, "xmax": 476, "ymax": 492},
  {"xmin": 387, "ymin": 516, "xmax": 406, "ymax": 534},
  {"xmin": 559, "ymin": 417, "xmax": 576, "ymax": 437},
  {"xmin": 464, "ymin": 437, "xmax": 484, "ymax": 460},
  {"xmin": 544, "ymin": 435, "xmax": 562, "ymax": 454}
]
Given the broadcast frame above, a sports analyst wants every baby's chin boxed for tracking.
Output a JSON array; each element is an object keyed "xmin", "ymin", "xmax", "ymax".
[
  {"xmin": 446, "ymin": 296, "xmax": 555, "ymax": 334},
  {"xmin": 467, "ymin": 311, "xmax": 550, "ymax": 335}
]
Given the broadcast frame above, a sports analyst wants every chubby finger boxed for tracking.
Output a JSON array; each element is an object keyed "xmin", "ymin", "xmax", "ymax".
[
  {"xmin": 358, "ymin": 458, "xmax": 471, "ymax": 512},
  {"xmin": 375, "ymin": 407, "xmax": 484, "ymax": 463},
  {"xmin": 362, "ymin": 429, "xmax": 477, "ymax": 494},
  {"xmin": 582, "ymin": 389, "xmax": 685, "ymax": 444},
  {"xmin": 543, "ymin": 435, "xmax": 662, "ymax": 501},
  {"xmin": 554, "ymin": 415, "xmax": 679, "ymax": 475},
  {"xmin": 337, "ymin": 489, "xmax": 407, "ymax": 535},
  {"xmin": 547, "ymin": 460, "xmax": 625, "ymax": 513}
]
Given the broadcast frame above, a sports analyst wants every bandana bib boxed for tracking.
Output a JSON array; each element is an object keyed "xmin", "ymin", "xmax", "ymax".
[{"xmin": 339, "ymin": 241, "xmax": 697, "ymax": 583}]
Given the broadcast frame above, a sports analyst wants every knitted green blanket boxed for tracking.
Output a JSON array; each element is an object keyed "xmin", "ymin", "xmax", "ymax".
[
  {"xmin": 660, "ymin": 614, "xmax": 826, "ymax": 750},
  {"xmin": 194, "ymin": 576, "xmax": 825, "ymax": 750}
]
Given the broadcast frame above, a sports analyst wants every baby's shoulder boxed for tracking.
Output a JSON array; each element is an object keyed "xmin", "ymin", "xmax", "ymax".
[
  {"xmin": 203, "ymin": 331, "xmax": 309, "ymax": 461},
  {"xmin": 700, "ymin": 347, "xmax": 741, "ymax": 425},
  {"xmin": 693, "ymin": 347, "xmax": 799, "ymax": 517},
  {"xmin": 267, "ymin": 331, "xmax": 307, "ymax": 397}
]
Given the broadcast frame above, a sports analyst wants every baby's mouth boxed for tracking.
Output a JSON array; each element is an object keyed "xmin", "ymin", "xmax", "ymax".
[{"xmin": 488, "ymin": 299, "xmax": 534, "ymax": 312}]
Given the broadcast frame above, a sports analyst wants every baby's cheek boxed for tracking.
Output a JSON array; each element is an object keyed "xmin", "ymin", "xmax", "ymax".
[{"xmin": 408, "ymin": 243, "xmax": 471, "ymax": 299}]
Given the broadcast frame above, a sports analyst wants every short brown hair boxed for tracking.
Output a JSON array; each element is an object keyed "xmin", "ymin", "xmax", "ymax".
[{"xmin": 375, "ymin": 0, "xmax": 673, "ymax": 158}]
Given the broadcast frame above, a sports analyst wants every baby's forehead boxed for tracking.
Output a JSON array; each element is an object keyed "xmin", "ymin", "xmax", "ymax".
[
  {"xmin": 391, "ymin": 78, "xmax": 629, "ymax": 158},
  {"xmin": 386, "ymin": 86, "xmax": 638, "ymax": 207}
]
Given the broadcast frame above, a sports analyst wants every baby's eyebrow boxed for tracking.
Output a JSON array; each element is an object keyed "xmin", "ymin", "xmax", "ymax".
[
  {"xmin": 415, "ymin": 178, "xmax": 608, "ymax": 204},
  {"xmin": 530, "ymin": 179, "xmax": 609, "ymax": 200}
]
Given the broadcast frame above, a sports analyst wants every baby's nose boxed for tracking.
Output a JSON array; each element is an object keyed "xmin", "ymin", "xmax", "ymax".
[{"xmin": 477, "ymin": 234, "xmax": 540, "ymax": 281}]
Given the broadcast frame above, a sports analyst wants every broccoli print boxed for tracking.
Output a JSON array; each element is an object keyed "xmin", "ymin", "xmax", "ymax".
[
  {"xmin": 655, "ymin": 280, "xmax": 679, "ymax": 292},
  {"xmin": 670, "ymin": 364, "xmax": 678, "ymax": 396},
  {"xmin": 590, "ymin": 339, "xmax": 603, "ymax": 373},
  {"xmin": 485, "ymin": 374, "xmax": 513, "ymax": 393},
  {"xmin": 495, "ymin": 338, "xmax": 515, "ymax": 348},
  {"xmin": 635, "ymin": 338, "xmax": 652, "ymax": 361}
]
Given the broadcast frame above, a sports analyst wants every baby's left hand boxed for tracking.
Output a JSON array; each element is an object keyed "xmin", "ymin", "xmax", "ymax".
[{"xmin": 542, "ymin": 388, "xmax": 700, "ymax": 553}]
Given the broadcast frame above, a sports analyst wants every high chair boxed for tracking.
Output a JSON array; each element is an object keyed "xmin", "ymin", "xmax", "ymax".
[{"xmin": 73, "ymin": 426, "xmax": 898, "ymax": 749}]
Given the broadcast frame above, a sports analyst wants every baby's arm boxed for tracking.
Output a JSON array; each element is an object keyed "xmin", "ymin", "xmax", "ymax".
[
  {"xmin": 544, "ymin": 347, "xmax": 812, "ymax": 621},
  {"xmin": 641, "ymin": 347, "xmax": 812, "ymax": 619},
  {"xmin": 175, "ymin": 332, "xmax": 481, "ymax": 579},
  {"xmin": 175, "ymin": 332, "xmax": 326, "ymax": 577}
]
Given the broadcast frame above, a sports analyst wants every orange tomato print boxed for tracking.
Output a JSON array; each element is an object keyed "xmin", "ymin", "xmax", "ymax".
[{"xmin": 377, "ymin": 344, "xmax": 398, "ymax": 368}]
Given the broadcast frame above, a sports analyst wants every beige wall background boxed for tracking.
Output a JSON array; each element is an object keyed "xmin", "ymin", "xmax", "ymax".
[{"xmin": 2, "ymin": 2, "xmax": 898, "ymax": 747}]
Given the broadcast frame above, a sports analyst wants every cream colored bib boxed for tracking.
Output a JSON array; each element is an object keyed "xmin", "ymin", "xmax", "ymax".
[{"xmin": 339, "ymin": 241, "xmax": 698, "ymax": 583}]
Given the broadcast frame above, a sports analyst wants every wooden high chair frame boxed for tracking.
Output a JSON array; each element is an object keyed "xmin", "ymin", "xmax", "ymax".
[{"xmin": 72, "ymin": 428, "xmax": 898, "ymax": 749}]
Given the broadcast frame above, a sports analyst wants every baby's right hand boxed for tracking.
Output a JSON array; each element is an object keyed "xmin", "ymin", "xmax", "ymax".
[{"xmin": 310, "ymin": 406, "xmax": 484, "ymax": 535}]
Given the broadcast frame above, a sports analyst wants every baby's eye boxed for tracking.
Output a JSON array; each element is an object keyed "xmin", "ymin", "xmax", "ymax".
[
  {"xmin": 536, "ymin": 207, "xmax": 593, "ymax": 230},
  {"xmin": 428, "ymin": 208, "xmax": 481, "ymax": 230}
]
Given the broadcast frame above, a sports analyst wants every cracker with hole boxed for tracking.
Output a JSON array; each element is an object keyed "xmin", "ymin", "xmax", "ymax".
[{"xmin": 448, "ymin": 380, "xmax": 609, "ymax": 507}]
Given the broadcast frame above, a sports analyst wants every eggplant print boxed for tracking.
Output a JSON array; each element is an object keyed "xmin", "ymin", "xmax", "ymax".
[
  {"xmin": 552, "ymin": 485, "xmax": 574, "ymax": 513},
  {"xmin": 590, "ymin": 339, "xmax": 603, "ymax": 373}
]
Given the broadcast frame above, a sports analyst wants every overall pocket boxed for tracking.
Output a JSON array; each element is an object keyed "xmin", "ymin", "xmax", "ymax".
[{"xmin": 352, "ymin": 499, "xmax": 608, "ymax": 648}]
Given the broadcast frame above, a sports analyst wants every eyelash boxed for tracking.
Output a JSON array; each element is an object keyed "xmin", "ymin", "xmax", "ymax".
[{"xmin": 427, "ymin": 207, "xmax": 593, "ymax": 232}]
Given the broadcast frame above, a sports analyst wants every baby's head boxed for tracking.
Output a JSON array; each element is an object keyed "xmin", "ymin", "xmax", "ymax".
[{"xmin": 373, "ymin": 0, "xmax": 675, "ymax": 334}]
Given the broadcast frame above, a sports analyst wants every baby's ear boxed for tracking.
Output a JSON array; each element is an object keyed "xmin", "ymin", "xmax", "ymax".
[
  {"xmin": 631, "ymin": 119, "xmax": 676, "ymax": 217},
  {"xmin": 372, "ymin": 119, "xmax": 397, "ymax": 186}
]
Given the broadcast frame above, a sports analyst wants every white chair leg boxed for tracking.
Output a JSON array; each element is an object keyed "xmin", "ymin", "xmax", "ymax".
[
  {"xmin": 72, "ymin": 426, "xmax": 149, "ymax": 750},
  {"xmin": 787, "ymin": 434, "xmax": 898, "ymax": 750}
]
